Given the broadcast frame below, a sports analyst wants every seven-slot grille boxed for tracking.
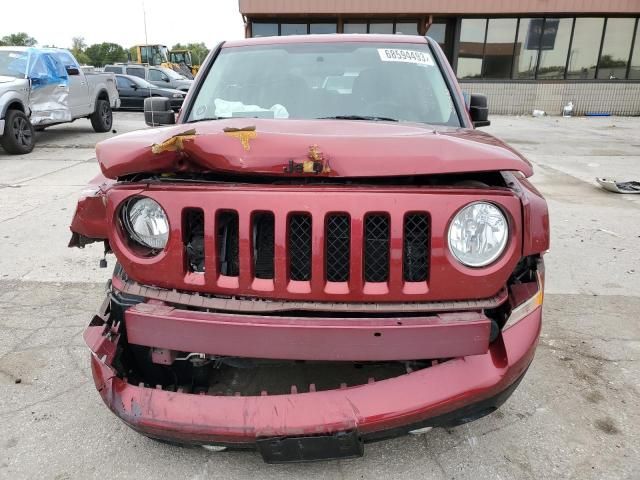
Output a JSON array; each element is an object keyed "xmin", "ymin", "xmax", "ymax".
[{"xmin": 186, "ymin": 210, "xmax": 430, "ymax": 287}]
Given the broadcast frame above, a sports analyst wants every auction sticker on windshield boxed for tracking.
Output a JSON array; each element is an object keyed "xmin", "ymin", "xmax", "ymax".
[{"xmin": 378, "ymin": 48, "xmax": 434, "ymax": 66}]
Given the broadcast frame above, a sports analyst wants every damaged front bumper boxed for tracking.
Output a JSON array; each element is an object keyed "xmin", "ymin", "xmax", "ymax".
[{"xmin": 84, "ymin": 272, "xmax": 542, "ymax": 463}]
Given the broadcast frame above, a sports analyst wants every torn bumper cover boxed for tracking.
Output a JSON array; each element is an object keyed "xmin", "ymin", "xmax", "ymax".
[{"xmin": 84, "ymin": 290, "xmax": 541, "ymax": 456}]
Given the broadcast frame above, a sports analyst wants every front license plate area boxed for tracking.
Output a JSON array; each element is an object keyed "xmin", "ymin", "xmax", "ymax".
[{"xmin": 257, "ymin": 430, "xmax": 364, "ymax": 463}]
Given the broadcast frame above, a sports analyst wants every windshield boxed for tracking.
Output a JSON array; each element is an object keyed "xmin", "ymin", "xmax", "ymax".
[
  {"xmin": 164, "ymin": 68, "xmax": 187, "ymax": 80},
  {"xmin": 188, "ymin": 42, "xmax": 459, "ymax": 126},
  {"xmin": 171, "ymin": 51, "xmax": 191, "ymax": 65},
  {"xmin": 0, "ymin": 50, "xmax": 29, "ymax": 78},
  {"xmin": 159, "ymin": 46, "xmax": 170, "ymax": 63}
]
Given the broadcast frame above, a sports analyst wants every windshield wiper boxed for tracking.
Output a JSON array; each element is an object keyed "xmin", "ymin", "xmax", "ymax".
[
  {"xmin": 316, "ymin": 115, "xmax": 399, "ymax": 122},
  {"xmin": 185, "ymin": 116, "xmax": 223, "ymax": 123}
]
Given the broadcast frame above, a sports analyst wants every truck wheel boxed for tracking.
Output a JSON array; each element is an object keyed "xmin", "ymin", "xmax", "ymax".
[
  {"xmin": 0, "ymin": 109, "xmax": 35, "ymax": 154},
  {"xmin": 90, "ymin": 99, "xmax": 113, "ymax": 133}
]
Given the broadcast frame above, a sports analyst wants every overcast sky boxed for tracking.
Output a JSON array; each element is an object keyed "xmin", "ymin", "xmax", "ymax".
[{"xmin": 0, "ymin": 0, "xmax": 245, "ymax": 48}]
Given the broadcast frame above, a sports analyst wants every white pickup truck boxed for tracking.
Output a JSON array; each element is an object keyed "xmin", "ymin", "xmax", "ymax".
[{"xmin": 0, "ymin": 47, "xmax": 120, "ymax": 154}]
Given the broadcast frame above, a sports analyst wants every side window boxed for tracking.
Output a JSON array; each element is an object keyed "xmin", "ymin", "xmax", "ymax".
[
  {"xmin": 116, "ymin": 76, "xmax": 130, "ymax": 89},
  {"xmin": 140, "ymin": 47, "xmax": 149, "ymax": 64},
  {"xmin": 148, "ymin": 69, "xmax": 165, "ymax": 81},
  {"xmin": 29, "ymin": 56, "xmax": 49, "ymax": 78},
  {"xmin": 126, "ymin": 67, "xmax": 145, "ymax": 78},
  {"xmin": 43, "ymin": 54, "xmax": 67, "ymax": 78},
  {"xmin": 57, "ymin": 52, "xmax": 79, "ymax": 69}
]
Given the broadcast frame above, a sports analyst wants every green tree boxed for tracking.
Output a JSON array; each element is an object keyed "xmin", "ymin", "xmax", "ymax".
[
  {"xmin": 171, "ymin": 42, "xmax": 210, "ymax": 65},
  {"xmin": 74, "ymin": 52, "xmax": 92, "ymax": 65},
  {"xmin": 0, "ymin": 32, "xmax": 37, "ymax": 47},
  {"xmin": 69, "ymin": 36, "xmax": 91, "ymax": 65},
  {"xmin": 71, "ymin": 36, "xmax": 86, "ymax": 54},
  {"xmin": 85, "ymin": 42, "xmax": 127, "ymax": 67}
]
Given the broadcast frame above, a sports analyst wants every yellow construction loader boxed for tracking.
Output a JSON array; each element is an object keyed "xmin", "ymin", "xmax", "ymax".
[
  {"xmin": 130, "ymin": 44, "xmax": 194, "ymax": 79},
  {"xmin": 170, "ymin": 49, "xmax": 200, "ymax": 77}
]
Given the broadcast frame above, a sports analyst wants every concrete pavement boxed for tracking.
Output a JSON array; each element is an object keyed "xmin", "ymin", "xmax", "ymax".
[{"xmin": 0, "ymin": 113, "xmax": 638, "ymax": 479}]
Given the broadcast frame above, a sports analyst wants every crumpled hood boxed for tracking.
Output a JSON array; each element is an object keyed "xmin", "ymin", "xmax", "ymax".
[{"xmin": 96, "ymin": 118, "xmax": 533, "ymax": 179}]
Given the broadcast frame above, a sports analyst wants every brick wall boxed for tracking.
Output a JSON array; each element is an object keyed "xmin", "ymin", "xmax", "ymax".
[{"xmin": 460, "ymin": 82, "xmax": 640, "ymax": 116}]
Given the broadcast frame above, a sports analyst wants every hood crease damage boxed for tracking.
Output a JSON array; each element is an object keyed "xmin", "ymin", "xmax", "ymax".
[{"xmin": 95, "ymin": 119, "xmax": 533, "ymax": 180}]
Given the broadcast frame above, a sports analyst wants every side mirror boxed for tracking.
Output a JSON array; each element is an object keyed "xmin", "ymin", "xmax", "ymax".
[
  {"xmin": 130, "ymin": 83, "xmax": 138, "ymax": 90},
  {"xmin": 469, "ymin": 93, "xmax": 490, "ymax": 128},
  {"xmin": 66, "ymin": 66, "xmax": 80, "ymax": 76},
  {"xmin": 163, "ymin": 77, "xmax": 170, "ymax": 83},
  {"xmin": 144, "ymin": 97, "xmax": 176, "ymax": 126}
]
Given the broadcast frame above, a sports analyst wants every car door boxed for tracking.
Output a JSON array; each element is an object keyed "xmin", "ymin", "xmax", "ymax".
[
  {"xmin": 115, "ymin": 76, "xmax": 136, "ymax": 109},
  {"xmin": 27, "ymin": 53, "xmax": 72, "ymax": 125},
  {"xmin": 131, "ymin": 79, "xmax": 154, "ymax": 109},
  {"xmin": 55, "ymin": 51, "xmax": 90, "ymax": 118}
]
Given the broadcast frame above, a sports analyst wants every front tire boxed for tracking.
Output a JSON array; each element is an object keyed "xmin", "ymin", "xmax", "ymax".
[
  {"xmin": 90, "ymin": 99, "xmax": 113, "ymax": 133},
  {"xmin": 0, "ymin": 109, "xmax": 35, "ymax": 154}
]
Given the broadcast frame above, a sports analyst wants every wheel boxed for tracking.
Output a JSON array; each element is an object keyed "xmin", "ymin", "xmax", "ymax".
[
  {"xmin": 0, "ymin": 109, "xmax": 35, "ymax": 154},
  {"xmin": 90, "ymin": 99, "xmax": 113, "ymax": 132}
]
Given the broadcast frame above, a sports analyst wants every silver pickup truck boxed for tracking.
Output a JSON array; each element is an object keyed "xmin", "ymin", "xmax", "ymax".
[{"xmin": 0, "ymin": 47, "xmax": 120, "ymax": 154}]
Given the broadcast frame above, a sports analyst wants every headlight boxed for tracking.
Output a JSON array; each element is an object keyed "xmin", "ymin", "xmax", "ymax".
[
  {"xmin": 121, "ymin": 197, "xmax": 169, "ymax": 250},
  {"xmin": 172, "ymin": 93, "xmax": 184, "ymax": 98},
  {"xmin": 448, "ymin": 202, "xmax": 508, "ymax": 267}
]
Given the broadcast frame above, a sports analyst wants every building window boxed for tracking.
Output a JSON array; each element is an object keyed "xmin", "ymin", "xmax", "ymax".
[
  {"xmin": 427, "ymin": 23, "xmax": 447, "ymax": 44},
  {"xmin": 252, "ymin": 23, "xmax": 278, "ymax": 37},
  {"xmin": 457, "ymin": 18, "xmax": 487, "ymax": 79},
  {"xmin": 281, "ymin": 23, "xmax": 308, "ymax": 36},
  {"xmin": 597, "ymin": 18, "xmax": 636, "ymax": 79},
  {"xmin": 513, "ymin": 18, "xmax": 543, "ymax": 79},
  {"xmin": 395, "ymin": 22, "xmax": 419, "ymax": 35},
  {"xmin": 344, "ymin": 22, "xmax": 367, "ymax": 34},
  {"xmin": 310, "ymin": 23, "xmax": 337, "ymax": 34},
  {"xmin": 483, "ymin": 18, "xmax": 517, "ymax": 79},
  {"xmin": 342, "ymin": 20, "xmax": 418, "ymax": 35},
  {"xmin": 454, "ymin": 15, "xmax": 640, "ymax": 81},
  {"xmin": 369, "ymin": 23, "xmax": 394, "ymax": 34},
  {"xmin": 536, "ymin": 18, "xmax": 573, "ymax": 79},
  {"xmin": 567, "ymin": 18, "xmax": 604, "ymax": 79},
  {"xmin": 629, "ymin": 22, "xmax": 640, "ymax": 80}
]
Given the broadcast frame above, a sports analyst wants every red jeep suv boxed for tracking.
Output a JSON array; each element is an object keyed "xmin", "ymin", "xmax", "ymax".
[{"xmin": 70, "ymin": 34, "xmax": 549, "ymax": 463}]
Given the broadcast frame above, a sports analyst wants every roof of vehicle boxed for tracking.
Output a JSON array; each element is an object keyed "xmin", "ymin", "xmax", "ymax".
[
  {"xmin": 0, "ymin": 46, "xmax": 72, "ymax": 54},
  {"xmin": 115, "ymin": 73, "xmax": 150, "ymax": 83},
  {"xmin": 115, "ymin": 73, "xmax": 148, "ymax": 82},
  {"xmin": 223, "ymin": 33, "xmax": 429, "ymax": 48}
]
